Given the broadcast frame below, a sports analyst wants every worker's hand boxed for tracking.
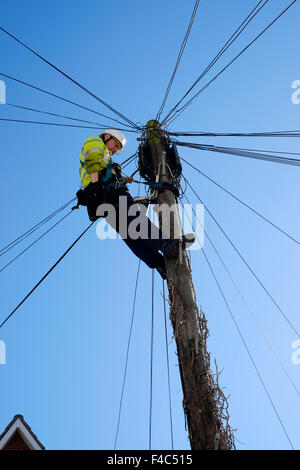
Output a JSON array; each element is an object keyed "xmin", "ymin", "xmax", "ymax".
[
  {"xmin": 120, "ymin": 177, "xmax": 134, "ymax": 185},
  {"xmin": 133, "ymin": 196, "xmax": 151, "ymax": 207},
  {"xmin": 90, "ymin": 172, "xmax": 99, "ymax": 183}
]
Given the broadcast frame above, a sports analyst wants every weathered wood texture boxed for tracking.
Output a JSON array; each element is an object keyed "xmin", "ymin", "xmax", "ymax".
[{"xmin": 143, "ymin": 131, "xmax": 234, "ymax": 450}]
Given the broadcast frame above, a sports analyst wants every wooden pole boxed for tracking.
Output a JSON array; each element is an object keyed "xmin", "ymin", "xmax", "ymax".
[{"xmin": 139, "ymin": 120, "xmax": 234, "ymax": 450}]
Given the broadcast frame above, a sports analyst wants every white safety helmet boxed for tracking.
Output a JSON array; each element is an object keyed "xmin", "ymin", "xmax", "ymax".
[{"xmin": 100, "ymin": 129, "xmax": 126, "ymax": 151}]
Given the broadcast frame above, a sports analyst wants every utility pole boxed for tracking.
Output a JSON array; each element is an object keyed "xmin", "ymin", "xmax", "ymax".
[{"xmin": 138, "ymin": 120, "xmax": 234, "ymax": 450}]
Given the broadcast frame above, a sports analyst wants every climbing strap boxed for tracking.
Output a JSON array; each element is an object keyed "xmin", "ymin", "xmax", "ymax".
[
  {"xmin": 133, "ymin": 179, "xmax": 179, "ymax": 197},
  {"xmin": 101, "ymin": 161, "xmax": 113, "ymax": 183}
]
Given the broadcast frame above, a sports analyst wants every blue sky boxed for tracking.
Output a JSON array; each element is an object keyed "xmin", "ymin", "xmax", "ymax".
[{"xmin": 0, "ymin": 0, "xmax": 300, "ymax": 450}]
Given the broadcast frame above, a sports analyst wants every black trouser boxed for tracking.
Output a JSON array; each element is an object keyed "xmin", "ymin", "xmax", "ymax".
[{"xmin": 92, "ymin": 186, "xmax": 168, "ymax": 269}]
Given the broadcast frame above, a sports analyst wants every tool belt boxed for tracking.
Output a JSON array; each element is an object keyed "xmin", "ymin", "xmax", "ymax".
[
  {"xmin": 75, "ymin": 162, "xmax": 124, "ymax": 205},
  {"xmin": 75, "ymin": 163, "xmax": 129, "ymax": 221}
]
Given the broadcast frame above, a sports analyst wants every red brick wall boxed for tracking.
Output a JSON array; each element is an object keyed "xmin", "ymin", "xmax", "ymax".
[{"xmin": 2, "ymin": 431, "xmax": 30, "ymax": 450}]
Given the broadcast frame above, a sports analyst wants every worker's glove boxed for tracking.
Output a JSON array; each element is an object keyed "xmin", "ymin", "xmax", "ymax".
[
  {"xmin": 133, "ymin": 196, "xmax": 151, "ymax": 207},
  {"xmin": 119, "ymin": 177, "xmax": 134, "ymax": 185}
]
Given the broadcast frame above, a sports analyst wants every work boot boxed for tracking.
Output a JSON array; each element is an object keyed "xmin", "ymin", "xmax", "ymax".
[
  {"xmin": 155, "ymin": 257, "xmax": 167, "ymax": 280},
  {"xmin": 160, "ymin": 238, "xmax": 178, "ymax": 258},
  {"xmin": 183, "ymin": 233, "xmax": 196, "ymax": 250},
  {"xmin": 161, "ymin": 233, "xmax": 195, "ymax": 258}
]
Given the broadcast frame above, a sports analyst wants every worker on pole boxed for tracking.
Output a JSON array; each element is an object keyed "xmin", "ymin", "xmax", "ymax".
[{"xmin": 76, "ymin": 129, "xmax": 194, "ymax": 279}]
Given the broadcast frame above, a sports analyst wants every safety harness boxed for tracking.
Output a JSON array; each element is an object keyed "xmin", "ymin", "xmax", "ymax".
[{"xmin": 74, "ymin": 159, "xmax": 179, "ymax": 211}]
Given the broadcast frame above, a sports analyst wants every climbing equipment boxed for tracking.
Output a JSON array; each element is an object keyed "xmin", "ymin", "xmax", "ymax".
[{"xmin": 129, "ymin": 178, "xmax": 180, "ymax": 198}]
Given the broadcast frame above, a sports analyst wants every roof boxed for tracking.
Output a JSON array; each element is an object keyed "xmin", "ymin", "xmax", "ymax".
[{"xmin": 0, "ymin": 415, "xmax": 45, "ymax": 450}]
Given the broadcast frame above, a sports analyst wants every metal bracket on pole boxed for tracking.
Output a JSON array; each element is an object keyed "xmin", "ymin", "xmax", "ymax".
[
  {"xmin": 179, "ymin": 238, "xmax": 183, "ymax": 264},
  {"xmin": 161, "ymin": 150, "xmax": 166, "ymax": 176}
]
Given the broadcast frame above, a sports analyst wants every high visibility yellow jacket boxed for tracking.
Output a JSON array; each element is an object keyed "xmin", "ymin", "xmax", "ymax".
[{"xmin": 79, "ymin": 136, "xmax": 111, "ymax": 187}]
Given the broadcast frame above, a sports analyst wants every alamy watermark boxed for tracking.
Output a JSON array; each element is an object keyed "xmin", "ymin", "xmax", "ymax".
[
  {"xmin": 0, "ymin": 340, "xmax": 6, "ymax": 364},
  {"xmin": 291, "ymin": 80, "xmax": 300, "ymax": 104},
  {"xmin": 291, "ymin": 339, "xmax": 300, "ymax": 365},
  {"xmin": 0, "ymin": 80, "xmax": 6, "ymax": 104},
  {"xmin": 95, "ymin": 198, "xmax": 204, "ymax": 250}
]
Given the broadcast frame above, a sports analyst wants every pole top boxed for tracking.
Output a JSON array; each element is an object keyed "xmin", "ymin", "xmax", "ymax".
[{"xmin": 145, "ymin": 119, "xmax": 163, "ymax": 143}]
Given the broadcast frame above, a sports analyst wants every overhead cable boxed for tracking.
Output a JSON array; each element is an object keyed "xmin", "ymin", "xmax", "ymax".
[
  {"xmin": 162, "ymin": 279, "xmax": 174, "ymax": 450},
  {"xmin": 6, "ymin": 102, "xmax": 113, "ymax": 128},
  {"xmin": 0, "ymin": 117, "xmax": 136, "ymax": 132},
  {"xmin": 202, "ymin": 243, "xmax": 294, "ymax": 449},
  {"xmin": 180, "ymin": 157, "xmax": 300, "ymax": 247},
  {"xmin": 182, "ymin": 177, "xmax": 300, "ymax": 338},
  {"xmin": 176, "ymin": 140, "xmax": 300, "ymax": 166},
  {"xmin": 149, "ymin": 269, "xmax": 155, "ymax": 450},
  {"xmin": 169, "ymin": 130, "xmax": 300, "ymax": 138},
  {"xmin": 0, "ymin": 222, "xmax": 94, "ymax": 329},
  {"xmin": 114, "ymin": 261, "xmax": 141, "ymax": 450},
  {"xmin": 0, "ymin": 197, "xmax": 76, "ymax": 257},
  {"xmin": 162, "ymin": 0, "xmax": 269, "ymax": 124},
  {"xmin": 0, "ymin": 210, "xmax": 74, "ymax": 274},
  {"xmin": 120, "ymin": 152, "xmax": 138, "ymax": 167},
  {"xmin": 163, "ymin": 0, "xmax": 296, "ymax": 125},
  {"xmin": 0, "ymin": 26, "xmax": 139, "ymax": 130},
  {"xmin": 180, "ymin": 196, "xmax": 295, "ymax": 449},
  {"xmin": 156, "ymin": 0, "xmax": 201, "ymax": 122},
  {"xmin": 227, "ymin": 146, "xmax": 300, "ymax": 157},
  {"xmin": 182, "ymin": 183, "xmax": 300, "ymax": 401},
  {"xmin": 0, "ymin": 72, "xmax": 135, "ymax": 129},
  {"xmin": 114, "ymin": 182, "xmax": 143, "ymax": 450}
]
